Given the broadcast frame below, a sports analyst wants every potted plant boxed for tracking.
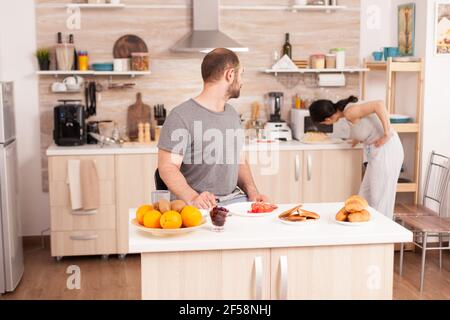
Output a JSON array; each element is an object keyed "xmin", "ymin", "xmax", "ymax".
[{"xmin": 35, "ymin": 48, "xmax": 50, "ymax": 71}]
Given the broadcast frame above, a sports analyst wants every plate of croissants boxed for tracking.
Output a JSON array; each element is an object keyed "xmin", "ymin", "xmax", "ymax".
[
  {"xmin": 278, "ymin": 205, "xmax": 321, "ymax": 226},
  {"xmin": 335, "ymin": 195, "xmax": 372, "ymax": 226}
]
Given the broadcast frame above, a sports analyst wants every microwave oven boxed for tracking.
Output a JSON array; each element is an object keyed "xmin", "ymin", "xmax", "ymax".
[{"xmin": 290, "ymin": 109, "xmax": 333, "ymax": 141}]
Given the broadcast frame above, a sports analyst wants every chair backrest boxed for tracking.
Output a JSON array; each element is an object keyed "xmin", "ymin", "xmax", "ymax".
[
  {"xmin": 154, "ymin": 169, "xmax": 168, "ymax": 191},
  {"xmin": 423, "ymin": 151, "xmax": 450, "ymax": 216}
]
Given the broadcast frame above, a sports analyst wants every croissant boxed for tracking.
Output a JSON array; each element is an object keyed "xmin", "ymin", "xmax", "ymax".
[
  {"xmin": 336, "ymin": 207, "xmax": 349, "ymax": 222},
  {"xmin": 348, "ymin": 209, "xmax": 371, "ymax": 223},
  {"xmin": 344, "ymin": 195, "xmax": 368, "ymax": 213}
]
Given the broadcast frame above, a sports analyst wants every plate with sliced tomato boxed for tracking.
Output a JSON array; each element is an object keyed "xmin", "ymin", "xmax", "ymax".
[{"xmin": 224, "ymin": 202, "xmax": 280, "ymax": 217}]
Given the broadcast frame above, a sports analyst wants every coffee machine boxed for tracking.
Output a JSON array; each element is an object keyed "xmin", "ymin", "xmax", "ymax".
[
  {"xmin": 264, "ymin": 92, "xmax": 292, "ymax": 141},
  {"xmin": 53, "ymin": 100, "xmax": 86, "ymax": 146}
]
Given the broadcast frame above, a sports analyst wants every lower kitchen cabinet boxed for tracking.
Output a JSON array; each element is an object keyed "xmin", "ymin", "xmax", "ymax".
[
  {"xmin": 248, "ymin": 150, "xmax": 302, "ymax": 204},
  {"xmin": 115, "ymin": 154, "xmax": 157, "ymax": 254},
  {"xmin": 249, "ymin": 149, "xmax": 363, "ymax": 204},
  {"xmin": 140, "ymin": 244, "xmax": 393, "ymax": 300},
  {"xmin": 301, "ymin": 149, "xmax": 363, "ymax": 202},
  {"xmin": 270, "ymin": 244, "xmax": 394, "ymax": 300},
  {"xmin": 51, "ymin": 229, "xmax": 117, "ymax": 257},
  {"xmin": 48, "ymin": 155, "xmax": 117, "ymax": 257},
  {"xmin": 141, "ymin": 249, "xmax": 271, "ymax": 300},
  {"xmin": 48, "ymin": 153, "xmax": 158, "ymax": 257}
]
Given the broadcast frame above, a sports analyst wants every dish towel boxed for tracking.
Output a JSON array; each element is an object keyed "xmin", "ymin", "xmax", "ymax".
[
  {"xmin": 80, "ymin": 159, "xmax": 100, "ymax": 211},
  {"xmin": 67, "ymin": 160, "xmax": 82, "ymax": 211}
]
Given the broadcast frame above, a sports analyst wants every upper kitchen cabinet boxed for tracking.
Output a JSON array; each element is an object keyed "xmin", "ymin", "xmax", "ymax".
[
  {"xmin": 301, "ymin": 149, "xmax": 363, "ymax": 203},
  {"xmin": 248, "ymin": 150, "xmax": 302, "ymax": 204}
]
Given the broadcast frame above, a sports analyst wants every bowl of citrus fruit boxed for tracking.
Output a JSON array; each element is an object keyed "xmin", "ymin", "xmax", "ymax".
[{"xmin": 131, "ymin": 199, "xmax": 206, "ymax": 236}]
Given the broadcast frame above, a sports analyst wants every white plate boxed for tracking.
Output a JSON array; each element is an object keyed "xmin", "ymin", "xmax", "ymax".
[
  {"xmin": 277, "ymin": 216, "xmax": 320, "ymax": 226},
  {"xmin": 300, "ymin": 137, "xmax": 344, "ymax": 145},
  {"xmin": 334, "ymin": 219, "xmax": 372, "ymax": 227},
  {"xmin": 224, "ymin": 202, "xmax": 280, "ymax": 217},
  {"xmin": 131, "ymin": 218, "xmax": 207, "ymax": 236}
]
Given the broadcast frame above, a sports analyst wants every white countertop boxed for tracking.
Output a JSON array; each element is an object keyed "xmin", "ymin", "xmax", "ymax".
[
  {"xmin": 128, "ymin": 203, "xmax": 412, "ymax": 254},
  {"xmin": 46, "ymin": 141, "xmax": 362, "ymax": 156}
]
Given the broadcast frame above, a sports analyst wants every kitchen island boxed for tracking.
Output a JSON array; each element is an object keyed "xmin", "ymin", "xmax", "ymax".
[{"xmin": 129, "ymin": 203, "xmax": 412, "ymax": 300}]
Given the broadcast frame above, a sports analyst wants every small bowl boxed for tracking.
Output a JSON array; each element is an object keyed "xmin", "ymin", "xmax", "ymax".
[{"xmin": 372, "ymin": 51, "xmax": 384, "ymax": 61}]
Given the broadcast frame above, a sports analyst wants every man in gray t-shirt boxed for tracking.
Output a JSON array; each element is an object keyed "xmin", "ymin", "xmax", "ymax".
[{"xmin": 157, "ymin": 48, "xmax": 268, "ymax": 209}]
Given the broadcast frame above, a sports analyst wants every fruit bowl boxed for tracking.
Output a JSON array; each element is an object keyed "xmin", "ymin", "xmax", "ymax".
[{"xmin": 131, "ymin": 218, "xmax": 207, "ymax": 237}]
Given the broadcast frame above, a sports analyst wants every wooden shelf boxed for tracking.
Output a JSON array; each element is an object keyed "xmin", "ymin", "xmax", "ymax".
[
  {"xmin": 392, "ymin": 123, "xmax": 420, "ymax": 133},
  {"xmin": 290, "ymin": 5, "xmax": 346, "ymax": 12},
  {"xmin": 36, "ymin": 70, "xmax": 151, "ymax": 77},
  {"xmin": 397, "ymin": 183, "xmax": 417, "ymax": 193},
  {"xmin": 263, "ymin": 67, "xmax": 368, "ymax": 76},
  {"xmin": 365, "ymin": 60, "xmax": 422, "ymax": 72},
  {"xmin": 43, "ymin": 3, "xmax": 346, "ymax": 11},
  {"xmin": 362, "ymin": 58, "xmax": 424, "ymax": 204},
  {"xmin": 66, "ymin": 3, "xmax": 125, "ymax": 9}
]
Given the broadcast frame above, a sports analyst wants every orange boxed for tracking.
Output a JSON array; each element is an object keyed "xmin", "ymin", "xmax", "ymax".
[
  {"xmin": 160, "ymin": 211, "xmax": 182, "ymax": 229},
  {"xmin": 143, "ymin": 210, "xmax": 162, "ymax": 228},
  {"xmin": 136, "ymin": 205, "xmax": 153, "ymax": 225},
  {"xmin": 180, "ymin": 205, "xmax": 203, "ymax": 228}
]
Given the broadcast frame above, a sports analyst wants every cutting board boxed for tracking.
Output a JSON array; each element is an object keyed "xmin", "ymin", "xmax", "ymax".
[
  {"xmin": 127, "ymin": 93, "xmax": 152, "ymax": 140},
  {"xmin": 113, "ymin": 35, "xmax": 148, "ymax": 59}
]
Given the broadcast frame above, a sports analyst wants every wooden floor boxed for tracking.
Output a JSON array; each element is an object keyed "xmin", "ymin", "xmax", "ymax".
[{"xmin": 1, "ymin": 240, "xmax": 449, "ymax": 300}]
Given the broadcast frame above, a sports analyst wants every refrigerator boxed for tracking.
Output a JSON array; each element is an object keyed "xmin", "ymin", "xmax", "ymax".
[{"xmin": 0, "ymin": 81, "xmax": 23, "ymax": 294}]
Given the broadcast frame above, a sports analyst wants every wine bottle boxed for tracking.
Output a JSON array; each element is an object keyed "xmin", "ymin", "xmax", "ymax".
[
  {"xmin": 282, "ymin": 33, "xmax": 292, "ymax": 59},
  {"xmin": 69, "ymin": 34, "xmax": 78, "ymax": 70},
  {"xmin": 55, "ymin": 32, "xmax": 62, "ymax": 70}
]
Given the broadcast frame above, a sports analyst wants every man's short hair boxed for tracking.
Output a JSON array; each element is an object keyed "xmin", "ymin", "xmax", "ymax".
[{"xmin": 201, "ymin": 48, "xmax": 240, "ymax": 83}]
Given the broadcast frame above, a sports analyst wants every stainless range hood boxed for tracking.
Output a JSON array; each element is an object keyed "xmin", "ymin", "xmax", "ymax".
[{"xmin": 172, "ymin": 0, "xmax": 249, "ymax": 53}]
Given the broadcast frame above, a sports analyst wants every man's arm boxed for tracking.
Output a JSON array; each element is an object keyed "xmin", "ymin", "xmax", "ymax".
[
  {"xmin": 158, "ymin": 149, "xmax": 216, "ymax": 209},
  {"xmin": 237, "ymin": 153, "xmax": 269, "ymax": 203}
]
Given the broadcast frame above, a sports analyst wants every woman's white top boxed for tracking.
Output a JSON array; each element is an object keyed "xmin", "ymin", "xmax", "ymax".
[{"xmin": 344, "ymin": 104, "xmax": 385, "ymax": 145}]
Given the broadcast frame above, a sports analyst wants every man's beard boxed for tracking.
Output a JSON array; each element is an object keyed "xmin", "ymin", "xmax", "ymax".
[{"xmin": 227, "ymin": 78, "xmax": 242, "ymax": 99}]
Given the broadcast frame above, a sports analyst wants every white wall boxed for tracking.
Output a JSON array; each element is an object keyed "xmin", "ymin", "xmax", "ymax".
[
  {"xmin": 422, "ymin": 0, "xmax": 450, "ymax": 215},
  {"xmin": 0, "ymin": 0, "xmax": 50, "ymax": 236},
  {"xmin": 360, "ymin": 0, "xmax": 394, "ymax": 100}
]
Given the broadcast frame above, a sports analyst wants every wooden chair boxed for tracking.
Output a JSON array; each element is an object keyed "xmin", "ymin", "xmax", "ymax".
[{"xmin": 397, "ymin": 151, "xmax": 450, "ymax": 292}]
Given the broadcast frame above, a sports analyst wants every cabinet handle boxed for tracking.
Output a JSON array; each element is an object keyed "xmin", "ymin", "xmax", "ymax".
[
  {"xmin": 70, "ymin": 234, "xmax": 99, "ymax": 241},
  {"xmin": 279, "ymin": 256, "xmax": 288, "ymax": 300},
  {"xmin": 294, "ymin": 154, "xmax": 300, "ymax": 182},
  {"xmin": 71, "ymin": 209, "xmax": 98, "ymax": 216},
  {"xmin": 307, "ymin": 154, "xmax": 312, "ymax": 181},
  {"xmin": 254, "ymin": 256, "xmax": 263, "ymax": 300}
]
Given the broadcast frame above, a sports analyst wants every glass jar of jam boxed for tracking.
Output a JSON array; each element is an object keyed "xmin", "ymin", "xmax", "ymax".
[{"xmin": 210, "ymin": 207, "xmax": 229, "ymax": 232}]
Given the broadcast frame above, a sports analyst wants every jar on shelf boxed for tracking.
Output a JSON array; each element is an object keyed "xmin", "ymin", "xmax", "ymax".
[
  {"xmin": 78, "ymin": 51, "xmax": 89, "ymax": 71},
  {"xmin": 325, "ymin": 54, "xmax": 336, "ymax": 69},
  {"xmin": 310, "ymin": 54, "xmax": 326, "ymax": 69},
  {"xmin": 330, "ymin": 48, "xmax": 346, "ymax": 69},
  {"xmin": 131, "ymin": 52, "xmax": 150, "ymax": 71}
]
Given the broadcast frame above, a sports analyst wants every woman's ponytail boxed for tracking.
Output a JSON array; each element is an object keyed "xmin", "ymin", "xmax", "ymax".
[
  {"xmin": 333, "ymin": 95, "xmax": 359, "ymax": 112},
  {"xmin": 309, "ymin": 95, "xmax": 359, "ymax": 123}
]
